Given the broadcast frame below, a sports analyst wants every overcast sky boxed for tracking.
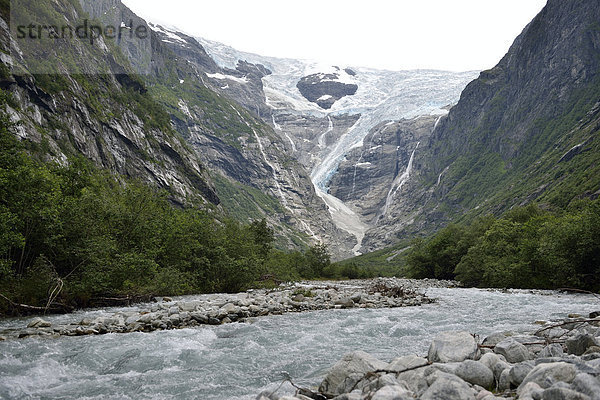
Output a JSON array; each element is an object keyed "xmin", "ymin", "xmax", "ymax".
[{"xmin": 121, "ymin": 0, "xmax": 547, "ymax": 72}]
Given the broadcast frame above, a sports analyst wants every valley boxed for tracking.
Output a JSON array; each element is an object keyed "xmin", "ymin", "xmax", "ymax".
[{"xmin": 1, "ymin": 0, "xmax": 600, "ymax": 399}]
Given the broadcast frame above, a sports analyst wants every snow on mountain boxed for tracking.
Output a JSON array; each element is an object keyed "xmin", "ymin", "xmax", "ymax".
[
  {"xmin": 197, "ymin": 36, "xmax": 477, "ymax": 188},
  {"xmin": 195, "ymin": 35, "xmax": 478, "ymax": 254}
]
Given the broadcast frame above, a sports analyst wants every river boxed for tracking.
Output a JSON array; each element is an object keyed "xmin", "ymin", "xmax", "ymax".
[{"xmin": 0, "ymin": 287, "xmax": 597, "ymax": 399}]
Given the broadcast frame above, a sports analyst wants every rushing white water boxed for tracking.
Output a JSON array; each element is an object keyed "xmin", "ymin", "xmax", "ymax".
[
  {"xmin": 317, "ymin": 116, "xmax": 333, "ymax": 149},
  {"xmin": 0, "ymin": 288, "xmax": 597, "ymax": 400},
  {"xmin": 382, "ymin": 142, "xmax": 420, "ymax": 217},
  {"xmin": 272, "ymin": 115, "xmax": 297, "ymax": 153}
]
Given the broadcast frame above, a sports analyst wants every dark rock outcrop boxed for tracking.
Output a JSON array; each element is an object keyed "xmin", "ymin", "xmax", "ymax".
[{"xmin": 296, "ymin": 73, "xmax": 358, "ymax": 109}]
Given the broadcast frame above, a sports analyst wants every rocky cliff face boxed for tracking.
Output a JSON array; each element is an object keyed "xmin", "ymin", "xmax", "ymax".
[
  {"xmin": 1, "ymin": 1, "xmax": 218, "ymax": 206},
  {"xmin": 330, "ymin": 116, "xmax": 439, "ymax": 225},
  {"xmin": 77, "ymin": 0, "xmax": 354, "ymax": 256},
  {"xmin": 366, "ymin": 0, "xmax": 600, "ymax": 250}
]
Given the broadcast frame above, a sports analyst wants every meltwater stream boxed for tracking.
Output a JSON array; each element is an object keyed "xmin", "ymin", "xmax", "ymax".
[{"xmin": 1, "ymin": 288, "xmax": 598, "ymax": 400}]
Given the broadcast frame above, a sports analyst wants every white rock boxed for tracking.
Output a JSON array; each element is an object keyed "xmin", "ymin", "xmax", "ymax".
[
  {"xmin": 509, "ymin": 361, "xmax": 535, "ymax": 387},
  {"xmin": 518, "ymin": 381, "xmax": 543, "ymax": 400},
  {"xmin": 518, "ymin": 362, "xmax": 577, "ymax": 393},
  {"xmin": 421, "ymin": 373, "xmax": 475, "ymax": 400},
  {"xmin": 428, "ymin": 331, "xmax": 479, "ymax": 363},
  {"xmin": 371, "ymin": 384, "xmax": 412, "ymax": 400},
  {"xmin": 479, "ymin": 353, "xmax": 501, "ymax": 371},
  {"xmin": 542, "ymin": 386, "xmax": 591, "ymax": 400},
  {"xmin": 319, "ymin": 351, "xmax": 388, "ymax": 395},
  {"xmin": 455, "ymin": 360, "xmax": 494, "ymax": 389},
  {"xmin": 494, "ymin": 338, "xmax": 530, "ymax": 363},
  {"xmin": 571, "ymin": 373, "xmax": 600, "ymax": 399},
  {"xmin": 27, "ymin": 317, "xmax": 51, "ymax": 328}
]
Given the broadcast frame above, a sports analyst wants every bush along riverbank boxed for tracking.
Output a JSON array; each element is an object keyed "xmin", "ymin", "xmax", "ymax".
[
  {"xmin": 405, "ymin": 202, "xmax": 600, "ymax": 291},
  {"xmin": 1, "ymin": 278, "xmax": 455, "ymax": 340},
  {"xmin": 259, "ymin": 312, "xmax": 600, "ymax": 400}
]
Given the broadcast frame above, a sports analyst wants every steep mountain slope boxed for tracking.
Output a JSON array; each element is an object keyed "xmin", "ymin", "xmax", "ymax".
[
  {"xmin": 363, "ymin": 0, "xmax": 600, "ymax": 251},
  {"xmin": 78, "ymin": 0, "xmax": 353, "ymax": 255},
  {"xmin": 1, "ymin": 0, "xmax": 218, "ymax": 206}
]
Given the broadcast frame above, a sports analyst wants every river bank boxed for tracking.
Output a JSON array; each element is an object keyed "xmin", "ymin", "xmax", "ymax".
[
  {"xmin": 1, "ymin": 286, "xmax": 598, "ymax": 399},
  {"xmin": 261, "ymin": 312, "xmax": 600, "ymax": 400},
  {"xmin": 0, "ymin": 278, "xmax": 456, "ymax": 340}
]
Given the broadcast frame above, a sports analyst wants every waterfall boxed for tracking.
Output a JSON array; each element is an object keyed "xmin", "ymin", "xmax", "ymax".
[{"xmin": 382, "ymin": 142, "xmax": 420, "ymax": 216}]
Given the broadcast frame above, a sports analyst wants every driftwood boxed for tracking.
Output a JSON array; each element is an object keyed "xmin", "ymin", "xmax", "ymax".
[
  {"xmin": 266, "ymin": 361, "xmax": 434, "ymax": 400},
  {"xmin": 347, "ymin": 361, "xmax": 432, "ymax": 393},
  {"xmin": 85, "ymin": 295, "xmax": 154, "ymax": 307},
  {"xmin": 0, "ymin": 292, "xmax": 70, "ymax": 315},
  {"xmin": 534, "ymin": 319, "xmax": 600, "ymax": 335},
  {"xmin": 478, "ymin": 340, "xmax": 565, "ymax": 349}
]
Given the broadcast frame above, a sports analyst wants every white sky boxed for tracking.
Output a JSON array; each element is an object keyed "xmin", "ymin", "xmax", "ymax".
[{"xmin": 121, "ymin": 0, "xmax": 547, "ymax": 72}]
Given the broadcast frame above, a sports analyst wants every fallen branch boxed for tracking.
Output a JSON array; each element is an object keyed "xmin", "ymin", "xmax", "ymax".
[
  {"xmin": 347, "ymin": 360, "xmax": 432, "ymax": 393},
  {"xmin": 534, "ymin": 319, "xmax": 600, "ymax": 335},
  {"xmin": 0, "ymin": 292, "xmax": 66, "ymax": 313},
  {"xmin": 479, "ymin": 340, "xmax": 565, "ymax": 349},
  {"xmin": 264, "ymin": 374, "xmax": 333, "ymax": 400},
  {"xmin": 45, "ymin": 278, "xmax": 64, "ymax": 314}
]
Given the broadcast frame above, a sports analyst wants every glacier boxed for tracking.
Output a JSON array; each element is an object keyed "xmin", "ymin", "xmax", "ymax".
[{"xmin": 197, "ymin": 36, "xmax": 478, "ymax": 253}]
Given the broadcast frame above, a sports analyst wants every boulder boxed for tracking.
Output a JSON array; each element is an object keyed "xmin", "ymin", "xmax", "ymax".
[
  {"xmin": 542, "ymin": 387, "xmax": 591, "ymax": 400},
  {"xmin": 220, "ymin": 303, "xmax": 238, "ymax": 315},
  {"xmin": 179, "ymin": 301, "xmax": 200, "ymax": 312},
  {"xmin": 492, "ymin": 360, "xmax": 511, "ymax": 382},
  {"xmin": 509, "ymin": 361, "xmax": 535, "ymax": 387},
  {"xmin": 498, "ymin": 369, "xmax": 511, "ymax": 391},
  {"xmin": 571, "ymin": 373, "xmax": 600, "ymax": 399},
  {"xmin": 394, "ymin": 367, "xmax": 429, "ymax": 393},
  {"xmin": 361, "ymin": 374, "xmax": 400, "ymax": 393},
  {"xmin": 482, "ymin": 332, "xmax": 513, "ymax": 347},
  {"xmin": 494, "ymin": 338, "xmax": 530, "ymax": 363},
  {"xmin": 455, "ymin": 360, "xmax": 494, "ymax": 389},
  {"xmin": 566, "ymin": 334, "xmax": 599, "ymax": 356},
  {"xmin": 331, "ymin": 394, "xmax": 362, "ymax": 400},
  {"xmin": 518, "ymin": 382, "xmax": 543, "ymax": 400},
  {"xmin": 476, "ymin": 389, "xmax": 494, "ymax": 400},
  {"xmin": 479, "ymin": 352, "xmax": 501, "ymax": 369},
  {"xmin": 518, "ymin": 362, "xmax": 577, "ymax": 392},
  {"xmin": 370, "ymin": 385, "xmax": 413, "ymax": 400},
  {"xmin": 27, "ymin": 317, "xmax": 51, "ymax": 328},
  {"xmin": 335, "ymin": 297, "xmax": 355, "ymax": 309},
  {"xmin": 388, "ymin": 355, "xmax": 428, "ymax": 372},
  {"xmin": 428, "ymin": 331, "xmax": 478, "ymax": 363},
  {"xmin": 539, "ymin": 344, "xmax": 565, "ymax": 358},
  {"xmin": 421, "ymin": 373, "xmax": 475, "ymax": 400},
  {"xmin": 319, "ymin": 351, "xmax": 388, "ymax": 395}
]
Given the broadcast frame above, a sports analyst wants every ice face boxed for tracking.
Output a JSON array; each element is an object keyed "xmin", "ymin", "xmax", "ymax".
[{"xmin": 197, "ymin": 36, "xmax": 476, "ymax": 191}]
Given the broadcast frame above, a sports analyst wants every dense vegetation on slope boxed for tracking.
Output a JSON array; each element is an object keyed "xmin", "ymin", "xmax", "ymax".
[
  {"xmin": 0, "ymin": 91, "xmax": 335, "ymax": 315},
  {"xmin": 350, "ymin": 0, "xmax": 600, "ymax": 287},
  {"xmin": 405, "ymin": 203, "xmax": 600, "ymax": 291}
]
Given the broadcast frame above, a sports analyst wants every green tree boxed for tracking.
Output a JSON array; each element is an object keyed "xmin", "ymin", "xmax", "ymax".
[{"xmin": 304, "ymin": 243, "xmax": 331, "ymax": 278}]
